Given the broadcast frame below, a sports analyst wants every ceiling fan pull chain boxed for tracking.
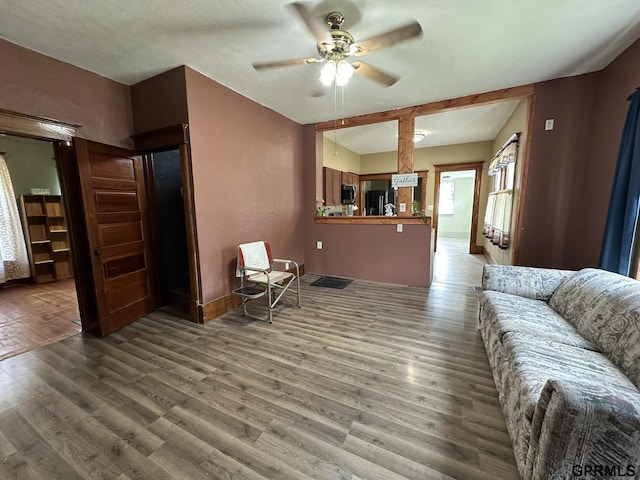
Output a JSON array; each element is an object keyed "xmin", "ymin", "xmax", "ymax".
[
  {"xmin": 341, "ymin": 85, "xmax": 345, "ymax": 126},
  {"xmin": 333, "ymin": 80, "xmax": 338, "ymax": 155}
]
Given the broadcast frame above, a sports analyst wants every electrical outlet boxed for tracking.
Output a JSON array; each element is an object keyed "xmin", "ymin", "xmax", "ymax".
[
  {"xmin": 427, "ymin": 205, "xmax": 434, "ymax": 211},
  {"xmin": 396, "ymin": 224, "xmax": 403, "ymax": 233},
  {"xmin": 545, "ymin": 119, "xmax": 555, "ymax": 130},
  {"xmin": 399, "ymin": 203, "xmax": 406, "ymax": 213},
  {"xmin": 316, "ymin": 241, "xmax": 323, "ymax": 249}
]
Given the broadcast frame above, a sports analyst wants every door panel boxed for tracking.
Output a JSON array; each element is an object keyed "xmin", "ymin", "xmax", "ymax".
[
  {"xmin": 104, "ymin": 254, "xmax": 146, "ymax": 278},
  {"xmin": 99, "ymin": 222, "xmax": 143, "ymax": 245},
  {"xmin": 74, "ymin": 138, "xmax": 156, "ymax": 335},
  {"xmin": 95, "ymin": 191, "xmax": 139, "ymax": 211}
]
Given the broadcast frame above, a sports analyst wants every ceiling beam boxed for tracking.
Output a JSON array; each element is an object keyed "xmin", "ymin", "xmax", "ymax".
[{"xmin": 314, "ymin": 84, "xmax": 534, "ymax": 131}]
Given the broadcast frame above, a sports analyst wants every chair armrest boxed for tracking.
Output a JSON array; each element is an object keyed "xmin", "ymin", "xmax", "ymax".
[
  {"xmin": 272, "ymin": 259, "xmax": 299, "ymax": 272},
  {"xmin": 273, "ymin": 258, "xmax": 297, "ymax": 264},
  {"xmin": 242, "ymin": 266, "xmax": 268, "ymax": 274},
  {"xmin": 526, "ymin": 379, "xmax": 640, "ymax": 480},
  {"xmin": 482, "ymin": 265, "xmax": 575, "ymax": 301}
]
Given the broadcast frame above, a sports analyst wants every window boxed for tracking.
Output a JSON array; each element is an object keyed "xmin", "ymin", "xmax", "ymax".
[{"xmin": 484, "ymin": 135, "xmax": 519, "ymax": 249}]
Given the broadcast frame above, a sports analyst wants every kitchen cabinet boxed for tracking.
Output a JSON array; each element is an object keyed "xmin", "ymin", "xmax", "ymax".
[
  {"xmin": 323, "ymin": 167, "xmax": 342, "ymax": 206},
  {"xmin": 342, "ymin": 171, "xmax": 359, "ymax": 186},
  {"xmin": 19, "ymin": 194, "xmax": 73, "ymax": 283}
]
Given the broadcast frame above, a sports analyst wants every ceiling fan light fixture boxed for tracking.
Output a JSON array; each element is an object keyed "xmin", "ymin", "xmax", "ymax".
[
  {"xmin": 320, "ymin": 60, "xmax": 337, "ymax": 86},
  {"xmin": 335, "ymin": 60, "xmax": 354, "ymax": 86},
  {"xmin": 319, "ymin": 59, "xmax": 354, "ymax": 87}
]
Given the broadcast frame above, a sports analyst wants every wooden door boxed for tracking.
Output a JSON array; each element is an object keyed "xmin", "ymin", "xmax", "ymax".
[{"xmin": 74, "ymin": 138, "xmax": 156, "ymax": 335}]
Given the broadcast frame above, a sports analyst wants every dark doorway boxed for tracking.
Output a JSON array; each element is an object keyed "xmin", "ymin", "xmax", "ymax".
[{"xmin": 149, "ymin": 149, "xmax": 191, "ymax": 315}]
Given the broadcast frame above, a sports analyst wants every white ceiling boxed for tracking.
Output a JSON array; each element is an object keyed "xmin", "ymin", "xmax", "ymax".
[{"xmin": 1, "ymin": 0, "xmax": 639, "ymax": 129}]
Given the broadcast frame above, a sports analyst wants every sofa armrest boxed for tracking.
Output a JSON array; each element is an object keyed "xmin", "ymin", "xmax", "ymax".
[
  {"xmin": 482, "ymin": 265, "xmax": 575, "ymax": 301},
  {"xmin": 526, "ymin": 379, "xmax": 640, "ymax": 480}
]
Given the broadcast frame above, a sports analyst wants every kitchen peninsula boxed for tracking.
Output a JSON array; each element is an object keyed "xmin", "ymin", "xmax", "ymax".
[
  {"xmin": 308, "ymin": 111, "xmax": 435, "ymax": 288},
  {"xmin": 311, "ymin": 215, "xmax": 433, "ymax": 287}
]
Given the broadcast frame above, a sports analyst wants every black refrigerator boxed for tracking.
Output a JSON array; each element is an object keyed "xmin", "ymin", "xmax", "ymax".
[{"xmin": 365, "ymin": 189, "xmax": 396, "ymax": 216}]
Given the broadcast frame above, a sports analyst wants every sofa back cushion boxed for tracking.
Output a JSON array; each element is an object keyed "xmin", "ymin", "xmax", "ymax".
[
  {"xmin": 549, "ymin": 268, "xmax": 640, "ymax": 388},
  {"xmin": 482, "ymin": 265, "xmax": 575, "ymax": 301}
]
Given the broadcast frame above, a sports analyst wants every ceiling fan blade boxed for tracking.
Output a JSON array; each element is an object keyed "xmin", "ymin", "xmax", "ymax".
[
  {"xmin": 253, "ymin": 57, "xmax": 322, "ymax": 70},
  {"xmin": 355, "ymin": 21, "xmax": 422, "ymax": 54},
  {"xmin": 288, "ymin": 2, "xmax": 331, "ymax": 45},
  {"xmin": 352, "ymin": 61, "xmax": 398, "ymax": 87}
]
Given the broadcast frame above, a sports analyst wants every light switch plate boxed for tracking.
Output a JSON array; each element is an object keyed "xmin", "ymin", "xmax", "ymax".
[
  {"xmin": 545, "ymin": 119, "xmax": 554, "ymax": 130},
  {"xmin": 316, "ymin": 241, "xmax": 323, "ymax": 249},
  {"xmin": 396, "ymin": 224, "xmax": 403, "ymax": 233},
  {"xmin": 399, "ymin": 203, "xmax": 406, "ymax": 213},
  {"xmin": 427, "ymin": 205, "xmax": 434, "ymax": 211}
]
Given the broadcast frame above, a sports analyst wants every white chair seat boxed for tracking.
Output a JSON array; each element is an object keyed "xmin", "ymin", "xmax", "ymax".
[{"xmin": 248, "ymin": 270, "xmax": 293, "ymax": 284}]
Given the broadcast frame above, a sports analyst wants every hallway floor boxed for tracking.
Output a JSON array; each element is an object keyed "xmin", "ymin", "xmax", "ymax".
[{"xmin": 432, "ymin": 235, "xmax": 487, "ymax": 288}]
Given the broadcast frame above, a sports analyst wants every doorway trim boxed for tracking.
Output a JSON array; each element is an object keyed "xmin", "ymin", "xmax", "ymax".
[
  {"xmin": 0, "ymin": 109, "xmax": 77, "ymax": 141},
  {"xmin": 433, "ymin": 161, "xmax": 484, "ymax": 254},
  {"xmin": 132, "ymin": 124, "xmax": 202, "ymax": 324}
]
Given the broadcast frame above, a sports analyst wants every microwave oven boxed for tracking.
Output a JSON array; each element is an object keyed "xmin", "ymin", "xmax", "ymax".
[{"xmin": 341, "ymin": 185, "xmax": 357, "ymax": 204}]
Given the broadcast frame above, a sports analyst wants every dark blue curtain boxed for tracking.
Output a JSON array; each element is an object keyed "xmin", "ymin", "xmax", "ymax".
[{"xmin": 600, "ymin": 88, "xmax": 640, "ymax": 275}]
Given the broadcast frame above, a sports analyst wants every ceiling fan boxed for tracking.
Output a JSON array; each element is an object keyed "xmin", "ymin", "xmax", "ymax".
[{"xmin": 252, "ymin": 2, "xmax": 422, "ymax": 90}]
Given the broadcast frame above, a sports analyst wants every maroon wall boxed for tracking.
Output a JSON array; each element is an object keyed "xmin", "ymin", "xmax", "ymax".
[
  {"xmin": 519, "ymin": 73, "xmax": 600, "ymax": 268},
  {"xmin": 0, "ymin": 39, "xmax": 134, "ymax": 147},
  {"xmin": 575, "ymin": 39, "xmax": 640, "ymax": 268},
  {"xmin": 184, "ymin": 67, "xmax": 305, "ymax": 303},
  {"xmin": 312, "ymin": 224, "xmax": 432, "ymax": 287},
  {"xmin": 519, "ymin": 38, "xmax": 640, "ymax": 270},
  {"xmin": 130, "ymin": 66, "xmax": 189, "ymax": 134}
]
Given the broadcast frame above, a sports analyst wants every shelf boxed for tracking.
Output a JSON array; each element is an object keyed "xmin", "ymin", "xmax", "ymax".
[{"xmin": 20, "ymin": 194, "xmax": 73, "ymax": 284}]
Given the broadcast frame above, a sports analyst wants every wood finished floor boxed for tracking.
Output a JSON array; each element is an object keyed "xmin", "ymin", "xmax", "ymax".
[
  {"xmin": 0, "ymin": 241, "xmax": 518, "ymax": 479},
  {"xmin": 0, "ymin": 279, "xmax": 81, "ymax": 361}
]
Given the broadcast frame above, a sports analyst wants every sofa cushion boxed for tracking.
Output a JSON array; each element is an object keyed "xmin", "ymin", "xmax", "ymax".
[
  {"xmin": 493, "ymin": 330, "xmax": 614, "ymax": 477},
  {"xmin": 482, "ymin": 265, "xmax": 576, "ymax": 301},
  {"xmin": 549, "ymin": 268, "xmax": 640, "ymax": 388},
  {"xmin": 500, "ymin": 332, "xmax": 639, "ymax": 422},
  {"xmin": 480, "ymin": 291, "xmax": 597, "ymax": 350}
]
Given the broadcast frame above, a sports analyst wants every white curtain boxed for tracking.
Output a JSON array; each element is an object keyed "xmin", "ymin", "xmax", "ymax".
[
  {"xmin": 0, "ymin": 155, "xmax": 30, "ymax": 284},
  {"xmin": 483, "ymin": 191, "xmax": 512, "ymax": 249}
]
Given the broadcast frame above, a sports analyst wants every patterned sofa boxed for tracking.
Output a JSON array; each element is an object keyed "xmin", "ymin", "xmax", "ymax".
[{"xmin": 479, "ymin": 265, "xmax": 640, "ymax": 479}]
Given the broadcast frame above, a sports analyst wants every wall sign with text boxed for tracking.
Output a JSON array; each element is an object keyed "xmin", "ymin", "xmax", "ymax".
[{"xmin": 391, "ymin": 173, "xmax": 419, "ymax": 188}]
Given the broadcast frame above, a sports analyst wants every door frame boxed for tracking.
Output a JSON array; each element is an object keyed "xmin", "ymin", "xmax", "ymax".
[
  {"xmin": 433, "ymin": 161, "xmax": 484, "ymax": 254},
  {"xmin": 0, "ymin": 110, "xmax": 97, "ymax": 330},
  {"xmin": 132, "ymin": 125, "xmax": 201, "ymax": 323}
]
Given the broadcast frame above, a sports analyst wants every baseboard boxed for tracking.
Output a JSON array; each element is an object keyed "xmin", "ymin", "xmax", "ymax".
[
  {"xmin": 471, "ymin": 244, "xmax": 485, "ymax": 255},
  {"xmin": 200, "ymin": 295, "xmax": 242, "ymax": 322},
  {"xmin": 483, "ymin": 250, "xmax": 498, "ymax": 265},
  {"xmin": 200, "ymin": 263, "xmax": 305, "ymax": 322}
]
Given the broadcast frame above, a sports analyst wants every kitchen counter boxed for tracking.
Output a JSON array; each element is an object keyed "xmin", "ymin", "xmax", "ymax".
[{"xmin": 315, "ymin": 216, "xmax": 431, "ymax": 225}]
